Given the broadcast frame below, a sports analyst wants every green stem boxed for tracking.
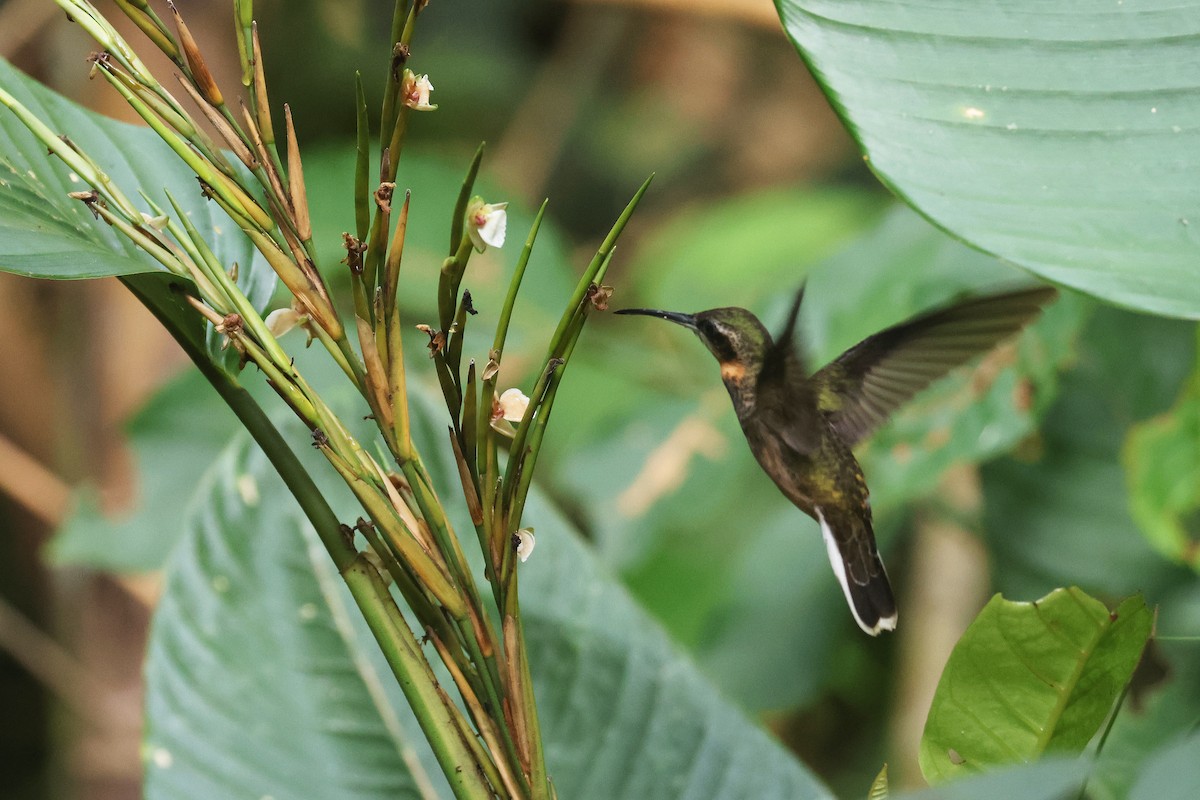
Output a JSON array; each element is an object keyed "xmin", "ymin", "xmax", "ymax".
[
  {"xmin": 345, "ymin": 560, "xmax": 496, "ymax": 800},
  {"xmin": 492, "ymin": 200, "xmax": 547, "ymax": 359},
  {"xmin": 509, "ymin": 314, "xmax": 586, "ymax": 526}
]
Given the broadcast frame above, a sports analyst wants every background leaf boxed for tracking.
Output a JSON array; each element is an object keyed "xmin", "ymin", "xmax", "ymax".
[
  {"xmin": 776, "ymin": 1, "xmax": 1200, "ymax": 317},
  {"xmin": 1123, "ymin": 370, "xmax": 1200, "ymax": 571},
  {"xmin": 51, "ymin": 367, "xmax": 250, "ymax": 572},
  {"xmin": 1089, "ymin": 636, "xmax": 1200, "ymax": 800},
  {"xmin": 918, "ymin": 588, "xmax": 1152, "ymax": 783},
  {"xmin": 981, "ymin": 306, "xmax": 1197, "ymax": 600},
  {"xmin": 1126, "ymin": 729, "xmax": 1200, "ymax": 800}
]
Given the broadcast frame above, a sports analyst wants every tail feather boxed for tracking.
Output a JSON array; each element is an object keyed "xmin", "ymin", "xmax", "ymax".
[{"xmin": 815, "ymin": 507, "xmax": 897, "ymax": 635}]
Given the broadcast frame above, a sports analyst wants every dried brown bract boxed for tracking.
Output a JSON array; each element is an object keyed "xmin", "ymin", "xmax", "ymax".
[
  {"xmin": 586, "ymin": 282, "xmax": 614, "ymax": 311},
  {"xmin": 415, "ymin": 323, "xmax": 445, "ymax": 357},
  {"xmin": 341, "ymin": 232, "xmax": 367, "ymax": 273},
  {"xmin": 374, "ymin": 181, "xmax": 396, "ymax": 213}
]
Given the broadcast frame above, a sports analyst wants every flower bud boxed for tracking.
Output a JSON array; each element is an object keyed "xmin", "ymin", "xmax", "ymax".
[
  {"xmin": 514, "ymin": 529, "xmax": 535, "ymax": 563},
  {"xmin": 400, "ymin": 70, "xmax": 437, "ymax": 111}
]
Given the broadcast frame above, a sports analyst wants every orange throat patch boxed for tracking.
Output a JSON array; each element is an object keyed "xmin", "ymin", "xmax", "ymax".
[{"xmin": 720, "ymin": 361, "xmax": 746, "ymax": 382}]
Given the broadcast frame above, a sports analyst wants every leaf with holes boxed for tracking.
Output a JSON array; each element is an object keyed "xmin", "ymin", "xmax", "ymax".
[
  {"xmin": 776, "ymin": 1, "xmax": 1200, "ymax": 317},
  {"xmin": 918, "ymin": 588, "xmax": 1152, "ymax": 783}
]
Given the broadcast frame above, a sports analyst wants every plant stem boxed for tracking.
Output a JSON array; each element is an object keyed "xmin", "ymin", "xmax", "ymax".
[{"xmin": 124, "ymin": 275, "xmax": 494, "ymax": 800}]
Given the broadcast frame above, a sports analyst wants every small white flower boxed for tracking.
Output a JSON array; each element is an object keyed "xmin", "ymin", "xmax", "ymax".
[
  {"xmin": 265, "ymin": 306, "xmax": 307, "ymax": 338},
  {"xmin": 466, "ymin": 197, "xmax": 508, "ymax": 252},
  {"xmin": 497, "ymin": 387, "xmax": 529, "ymax": 422},
  {"xmin": 514, "ymin": 529, "xmax": 535, "ymax": 563},
  {"xmin": 401, "ymin": 71, "xmax": 437, "ymax": 111}
]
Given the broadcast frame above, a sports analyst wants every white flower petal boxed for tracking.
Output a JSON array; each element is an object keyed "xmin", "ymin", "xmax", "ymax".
[
  {"xmin": 498, "ymin": 387, "xmax": 529, "ymax": 422},
  {"xmin": 467, "ymin": 200, "xmax": 508, "ymax": 251},
  {"xmin": 402, "ymin": 72, "xmax": 437, "ymax": 111},
  {"xmin": 265, "ymin": 307, "xmax": 302, "ymax": 337},
  {"xmin": 477, "ymin": 203, "xmax": 507, "ymax": 249}
]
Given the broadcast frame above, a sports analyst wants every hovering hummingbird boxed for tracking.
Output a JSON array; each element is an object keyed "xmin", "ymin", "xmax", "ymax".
[{"xmin": 616, "ymin": 286, "xmax": 1056, "ymax": 635}]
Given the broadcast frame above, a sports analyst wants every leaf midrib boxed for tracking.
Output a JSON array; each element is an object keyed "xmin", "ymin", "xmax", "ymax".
[{"xmin": 1032, "ymin": 590, "xmax": 1107, "ymax": 753}]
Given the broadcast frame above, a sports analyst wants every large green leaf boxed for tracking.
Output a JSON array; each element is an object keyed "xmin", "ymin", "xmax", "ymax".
[
  {"xmin": 143, "ymin": 422, "xmax": 831, "ymax": 799},
  {"xmin": 776, "ymin": 1, "xmax": 1200, "ymax": 318},
  {"xmin": 143, "ymin": 439, "xmax": 439, "ymax": 799},
  {"xmin": 918, "ymin": 588, "xmax": 1152, "ymax": 784}
]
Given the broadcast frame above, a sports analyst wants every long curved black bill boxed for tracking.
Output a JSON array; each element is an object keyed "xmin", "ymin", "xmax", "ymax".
[{"xmin": 614, "ymin": 308, "xmax": 697, "ymax": 329}]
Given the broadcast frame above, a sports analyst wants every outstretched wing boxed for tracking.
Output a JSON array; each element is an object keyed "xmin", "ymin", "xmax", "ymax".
[
  {"xmin": 814, "ymin": 286, "xmax": 1057, "ymax": 446},
  {"xmin": 755, "ymin": 285, "xmax": 822, "ymax": 455}
]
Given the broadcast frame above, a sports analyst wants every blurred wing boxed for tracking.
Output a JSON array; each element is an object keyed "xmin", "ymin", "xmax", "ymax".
[
  {"xmin": 756, "ymin": 286, "xmax": 821, "ymax": 455},
  {"xmin": 814, "ymin": 287, "xmax": 1057, "ymax": 446}
]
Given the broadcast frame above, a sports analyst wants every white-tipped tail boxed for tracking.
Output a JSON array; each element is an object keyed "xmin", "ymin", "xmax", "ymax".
[{"xmin": 816, "ymin": 507, "xmax": 898, "ymax": 636}]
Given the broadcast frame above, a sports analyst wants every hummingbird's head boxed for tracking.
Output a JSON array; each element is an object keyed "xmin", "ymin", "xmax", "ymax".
[{"xmin": 614, "ymin": 305, "xmax": 770, "ymax": 383}]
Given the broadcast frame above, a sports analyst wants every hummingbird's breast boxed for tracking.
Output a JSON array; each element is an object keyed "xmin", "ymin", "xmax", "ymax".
[{"xmin": 739, "ymin": 414, "xmax": 871, "ymax": 522}]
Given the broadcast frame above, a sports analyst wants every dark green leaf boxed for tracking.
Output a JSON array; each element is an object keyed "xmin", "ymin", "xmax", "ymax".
[
  {"xmin": 776, "ymin": 1, "xmax": 1200, "ymax": 317},
  {"xmin": 918, "ymin": 588, "xmax": 1152, "ymax": 783}
]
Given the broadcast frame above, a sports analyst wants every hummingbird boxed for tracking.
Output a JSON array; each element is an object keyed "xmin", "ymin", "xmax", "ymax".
[{"xmin": 616, "ymin": 285, "xmax": 1057, "ymax": 635}]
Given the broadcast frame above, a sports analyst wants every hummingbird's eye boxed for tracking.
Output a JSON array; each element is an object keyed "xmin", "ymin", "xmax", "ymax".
[{"xmin": 696, "ymin": 318, "xmax": 737, "ymax": 361}]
